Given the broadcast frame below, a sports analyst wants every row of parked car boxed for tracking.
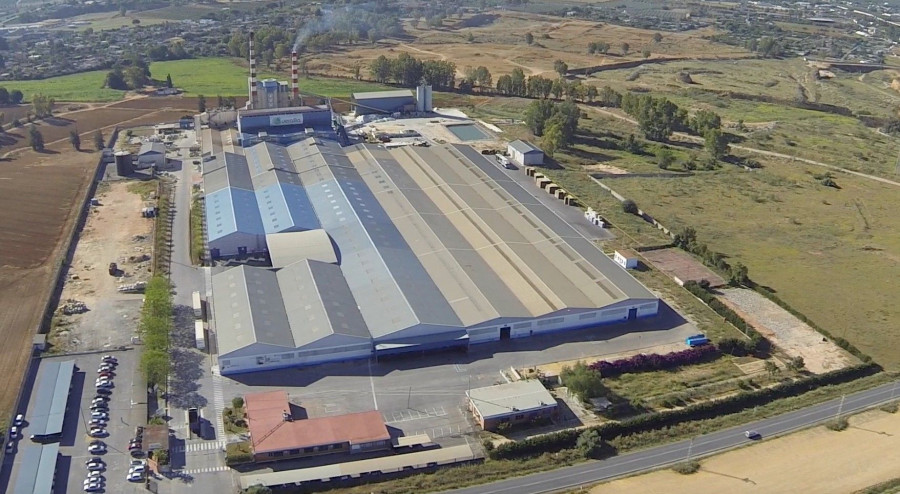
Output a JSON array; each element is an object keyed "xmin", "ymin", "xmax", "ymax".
[{"xmin": 84, "ymin": 355, "xmax": 118, "ymax": 492}]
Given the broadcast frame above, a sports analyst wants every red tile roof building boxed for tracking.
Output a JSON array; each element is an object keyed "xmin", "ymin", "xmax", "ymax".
[{"xmin": 245, "ymin": 391, "xmax": 391, "ymax": 462}]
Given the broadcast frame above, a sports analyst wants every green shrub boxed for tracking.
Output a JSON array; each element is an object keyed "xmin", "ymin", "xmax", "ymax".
[
  {"xmin": 481, "ymin": 439, "xmax": 495, "ymax": 451},
  {"xmin": 879, "ymin": 402, "xmax": 898, "ymax": 414},
  {"xmin": 560, "ymin": 362, "xmax": 606, "ymax": 401},
  {"xmin": 672, "ymin": 460, "xmax": 700, "ymax": 474},
  {"xmin": 826, "ymin": 417, "xmax": 849, "ymax": 431},
  {"xmin": 225, "ymin": 441, "xmax": 253, "ymax": 465},
  {"xmin": 576, "ymin": 429, "xmax": 606, "ymax": 459}
]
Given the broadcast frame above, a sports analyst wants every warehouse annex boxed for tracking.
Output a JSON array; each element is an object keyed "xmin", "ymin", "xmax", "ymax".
[{"xmin": 208, "ymin": 138, "xmax": 659, "ymax": 375}]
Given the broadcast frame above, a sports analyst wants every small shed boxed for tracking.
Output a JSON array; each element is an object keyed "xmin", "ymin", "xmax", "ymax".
[
  {"xmin": 143, "ymin": 424, "xmax": 170, "ymax": 452},
  {"xmin": 507, "ymin": 140, "xmax": 544, "ymax": 166},
  {"xmin": 467, "ymin": 380, "xmax": 557, "ymax": 431},
  {"xmin": 137, "ymin": 142, "xmax": 166, "ymax": 169},
  {"xmin": 614, "ymin": 250, "xmax": 639, "ymax": 270}
]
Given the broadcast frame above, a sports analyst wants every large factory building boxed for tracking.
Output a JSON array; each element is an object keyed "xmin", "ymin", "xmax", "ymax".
[{"xmin": 209, "ymin": 138, "xmax": 659, "ymax": 375}]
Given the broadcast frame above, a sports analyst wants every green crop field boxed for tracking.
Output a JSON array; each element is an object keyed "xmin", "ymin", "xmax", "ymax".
[
  {"xmin": 1, "ymin": 70, "xmax": 123, "ymax": 102},
  {"xmin": 151, "ymin": 58, "xmax": 392, "ymax": 99},
  {"xmin": 0, "ymin": 58, "xmax": 393, "ymax": 103}
]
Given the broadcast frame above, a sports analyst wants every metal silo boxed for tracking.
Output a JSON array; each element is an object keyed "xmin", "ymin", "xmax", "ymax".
[{"xmin": 115, "ymin": 151, "xmax": 133, "ymax": 176}]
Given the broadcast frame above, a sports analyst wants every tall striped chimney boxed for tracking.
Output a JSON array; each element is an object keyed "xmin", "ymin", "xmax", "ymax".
[
  {"xmin": 249, "ymin": 30, "xmax": 257, "ymax": 108},
  {"xmin": 291, "ymin": 50, "xmax": 299, "ymax": 103}
]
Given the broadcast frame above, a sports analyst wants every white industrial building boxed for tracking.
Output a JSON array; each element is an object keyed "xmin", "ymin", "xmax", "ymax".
[
  {"xmin": 137, "ymin": 141, "xmax": 166, "ymax": 169},
  {"xmin": 210, "ymin": 138, "xmax": 659, "ymax": 375},
  {"xmin": 508, "ymin": 140, "xmax": 544, "ymax": 166}
]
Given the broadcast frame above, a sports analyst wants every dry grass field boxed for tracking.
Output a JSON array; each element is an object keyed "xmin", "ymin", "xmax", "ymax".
[
  {"xmin": 0, "ymin": 97, "xmax": 194, "ymax": 417},
  {"xmin": 592, "ymin": 409, "xmax": 900, "ymax": 494},
  {"xmin": 310, "ymin": 11, "xmax": 751, "ymax": 80},
  {"xmin": 588, "ymin": 157, "xmax": 900, "ymax": 369}
]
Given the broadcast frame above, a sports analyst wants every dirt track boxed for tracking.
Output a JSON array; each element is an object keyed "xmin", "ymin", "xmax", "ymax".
[
  {"xmin": 0, "ymin": 97, "xmax": 189, "ymax": 418},
  {"xmin": 593, "ymin": 409, "xmax": 900, "ymax": 494}
]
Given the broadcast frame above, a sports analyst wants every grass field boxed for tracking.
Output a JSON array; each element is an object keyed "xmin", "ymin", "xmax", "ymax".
[
  {"xmin": 150, "ymin": 58, "xmax": 392, "ymax": 98},
  {"xmin": 591, "ymin": 158, "xmax": 900, "ymax": 370},
  {"xmin": 0, "ymin": 58, "xmax": 392, "ymax": 103},
  {"xmin": 2, "ymin": 70, "xmax": 123, "ymax": 102}
]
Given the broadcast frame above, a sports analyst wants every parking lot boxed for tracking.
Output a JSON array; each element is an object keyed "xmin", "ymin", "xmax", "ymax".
[
  {"xmin": 4, "ymin": 351, "xmax": 150, "ymax": 494},
  {"xmin": 218, "ymin": 312, "xmax": 697, "ymax": 467}
]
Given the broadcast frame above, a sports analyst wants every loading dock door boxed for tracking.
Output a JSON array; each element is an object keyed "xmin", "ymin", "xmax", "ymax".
[
  {"xmin": 500, "ymin": 326, "xmax": 511, "ymax": 340},
  {"xmin": 628, "ymin": 308, "xmax": 637, "ymax": 321}
]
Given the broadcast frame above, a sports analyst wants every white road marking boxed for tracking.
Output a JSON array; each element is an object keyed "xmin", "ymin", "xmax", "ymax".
[{"xmin": 368, "ymin": 359, "xmax": 378, "ymax": 410}]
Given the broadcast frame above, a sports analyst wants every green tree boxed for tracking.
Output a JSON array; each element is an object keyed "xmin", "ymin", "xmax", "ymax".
[
  {"xmin": 353, "ymin": 62, "xmax": 362, "ymax": 81},
  {"xmin": 105, "ymin": 69, "xmax": 127, "ymax": 90},
  {"xmin": 0, "ymin": 87, "xmax": 9, "ymax": 105},
  {"xmin": 704, "ymin": 128, "xmax": 728, "ymax": 160},
  {"xmin": 576, "ymin": 429, "xmax": 606, "ymax": 459},
  {"xmin": 232, "ymin": 396, "xmax": 245, "ymax": 409},
  {"xmin": 729, "ymin": 262, "xmax": 749, "ymax": 286},
  {"xmin": 198, "ymin": 94, "xmax": 206, "ymax": 113},
  {"xmin": 553, "ymin": 59, "xmax": 568, "ymax": 77},
  {"xmin": 370, "ymin": 55, "xmax": 392, "ymax": 83},
  {"xmin": 525, "ymin": 32, "xmax": 534, "ymax": 45},
  {"xmin": 652, "ymin": 32, "xmax": 663, "ymax": 43},
  {"xmin": 27, "ymin": 125, "xmax": 43, "ymax": 151},
  {"xmin": 620, "ymin": 42, "xmax": 630, "ymax": 55},
  {"xmin": 787, "ymin": 356, "xmax": 806, "ymax": 372},
  {"xmin": 622, "ymin": 199, "xmax": 638, "ymax": 215},
  {"xmin": 242, "ymin": 485, "xmax": 273, "ymax": 494},
  {"xmin": 560, "ymin": 361, "xmax": 606, "ymax": 401},
  {"xmin": 9, "ymin": 89, "xmax": 22, "ymax": 104},
  {"xmin": 656, "ymin": 146, "xmax": 674, "ymax": 170},
  {"xmin": 93, "ymin": 129, "xmax": 105, "ymax": 151},
  {"xmin": 466, "ymin": 32, "xmax": 475, "ymax": 43},
  {"xmin": 141, "ymin": 349, "xmax": 170, "ymax": 388},
  {"xmin": 525, "ymin": 99, "xmax": 555, "ymax": 136},
  {"xmin": 31, "ymin": 93, "xmax": 53, "ymax": 118},
  {"xmin": 69, "ymin": 129, "xmax": 80, "ymax": 151},
  {"xmin": 764, "ymin": 360, "xmax": 780, "ymax": 378},
  {"xmin": 165, "ymin": 73, "xmax": 173, "ymax": 88},
  {"xmin": 124, "ymin": 65, "xmax": 147, "ymax": 89},
  {"xmin": 642, "ymin": 48, "xmax": 651, "ymax": 58},
  {"xmin": 690, "ymin": 109, "xmax": 721, "ymax": 136},
  {"xmin": 541, "ymin": 121, "xmax": 564, "ymax": 158}
]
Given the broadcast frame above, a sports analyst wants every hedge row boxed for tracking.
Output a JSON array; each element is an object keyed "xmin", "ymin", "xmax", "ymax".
[
  {"xmin": 750, "ymin": 283, "xmax": 872, "ymax": 363},
  {"xmin": 488, "ymin": 362, "xmax": 880, "ymax": 460},
  {"xmin": 588, "ymin": 345, "xmax": 720, "ymax": 377}
]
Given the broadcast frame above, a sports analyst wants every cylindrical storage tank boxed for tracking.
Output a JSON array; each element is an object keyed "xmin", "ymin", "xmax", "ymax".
[
  {"xmin": 416, "ymin": 85, "xmax": 426, "ymax": 113},
  {"xmin": 424, "ymin": 85, "xmax": 433, "ymax": 112},
  {"xmin": 115, "ymin": 151, "xmax": 133, "ymax": 176}
]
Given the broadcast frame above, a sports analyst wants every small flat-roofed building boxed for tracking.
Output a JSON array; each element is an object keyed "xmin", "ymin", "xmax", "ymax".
[
  {"xmin": 244, "ymin": 391, "xmax": 390, "ymax": 462},
  {"xmin": 507, "ymin": 140, "xmax": 544, "ymax": 166},
  {"xmin": 11, "ymin": 443, "xmax": 58, "ymax": 494},
  {"xmin": 614, "ymin": 250, "xmax": 639, "ymax": 270},
  {"xmin": 142, "ymin": 424, "xmax": 170, "ymax": 452},
  {"xmin": 467, "ymin": 380, "xmax": 557, "ymax": 431},
  {"xmin": 137, "ymin": 141, "xmax": 166, "ymax": 169},
  {"xmin": 351, "ymin": 89, "xmax": 416, "ymax": 116}
]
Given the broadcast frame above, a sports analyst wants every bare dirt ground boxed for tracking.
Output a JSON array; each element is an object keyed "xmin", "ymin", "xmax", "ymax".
[
  {"xmin": 718, "ymin": 288, "xmax": 856, "ymax": 374},
  {"xmin": 51, "ymin": 181, "xmax": 154, "ymax": 352},
  {"xmin": 592, "ymin": 409, "xmax": 900, "ymax": 494},
  {"xmin": 584, "ymin": 163, "xmax": 629, "ymax": 174},
  {"xmin": 641, "ymin": 248, "xmax": 727, "ymax": 287},
  {"xmin": 533, "ymin": 342, "xmax": 687, "ymax": 377}
]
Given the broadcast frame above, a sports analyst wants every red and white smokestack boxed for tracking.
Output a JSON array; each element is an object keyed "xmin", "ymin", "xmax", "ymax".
[
  {"xmin": 249, "ymin": 30, "xmax": 257, "ymax": 107},
  {"xmin": 291, "ymin": 50, "xmax": 299, "ymax": 102}
]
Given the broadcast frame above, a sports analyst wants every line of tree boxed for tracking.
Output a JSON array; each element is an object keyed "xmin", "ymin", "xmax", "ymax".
[
  {"xmin": 495, "ymin": 69, "xmax": 600, "ymax": 102},
  {"xmin": 140, "ymin": 276, "xmax": 173, "ymax": 389},
  {"xmin": 369, "ymin": 53, "xmax": 456, "ymax": 90},
  {"xmin": 523, "ymin": 99, "xmax": 581, "ymax": 157}
]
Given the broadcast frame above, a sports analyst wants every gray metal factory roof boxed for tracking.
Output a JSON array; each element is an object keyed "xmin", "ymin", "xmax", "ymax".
[
  {"xmin": 267, "ymin": 230, "xmax": 337, "ymax": 267},
  {"xmin": 212, "ymin": 137, "xmax": 656, "ymax": 354},
  {"xmin": 138, "ymin": 141, "xmax": 165, "ymax": 156},
  {"xmin": 28, "ymin": 360, "xmax": 75, "ymax": 438},
  {"xmin": 213, "ymin": 261, "xmax": 369, "ymax": 356},
  {"xmin": 203, "ymin": 152, "xmax": 253, "ymax": 193},
  {"xmin": 351, "ymin": 89, "xmax": 415, "ymax": 101},
  {"xmin": 12, "ymin": 442, "xmax": 58, "ymax": 494}
]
